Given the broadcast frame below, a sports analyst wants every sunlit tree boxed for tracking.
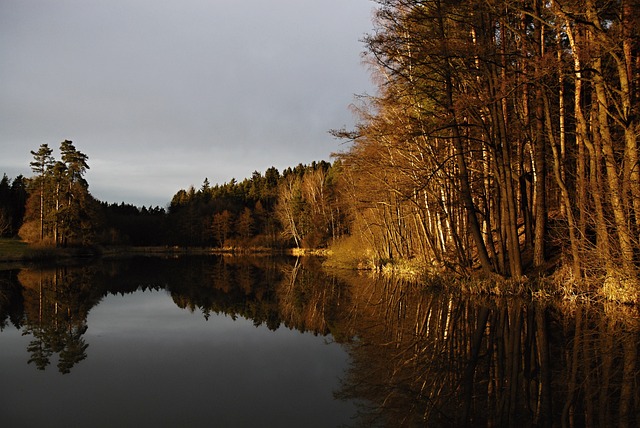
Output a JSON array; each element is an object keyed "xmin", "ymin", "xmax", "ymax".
[
  {"xmin": 28, "ymin": 144, "xmax": 54, "ymax": 241},
  {"xmin": 21, "ymin": 141, "xmax": 97, "ymax": 246}
]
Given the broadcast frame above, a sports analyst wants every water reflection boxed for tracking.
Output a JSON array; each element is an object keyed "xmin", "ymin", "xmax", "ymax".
[
  {"xmin": 0, "ymin": 256, "xmax": 357, "ymax": 428},
  {"xmin": 334, "ymin": 273, "xmax": 640, "ymax": 427},
  {"xmin": 1, "ymin": 258, "xmax": 639, "ymax": 427},
  {"xmin": 0, "ymin": 256, "xmax": 351, "ymax": 374},
  {"xmin": 14, "ymin": 268, "xmax": 98, "ymax": 372}
]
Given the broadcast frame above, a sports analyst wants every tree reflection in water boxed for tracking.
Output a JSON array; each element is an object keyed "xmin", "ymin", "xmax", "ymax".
[
  {"xmin": 335, "ymin": 273, "xmax": 640, "ymax": 427},
  {"xmin": 0, "ymin": 258, "xmax": 638, "ymax": 426},
  {"xmin": 0, "ymin": 256, "xmax": 351, "ymax": 373},
  {"xmin": 17, "ymin": 267, "xmax": 97, "ymax": 373}
]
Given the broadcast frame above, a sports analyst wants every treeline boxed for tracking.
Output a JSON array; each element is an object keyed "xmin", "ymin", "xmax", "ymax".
[
  {"xmin": 104, "ymin": 160, "xmax": 349, "ymax": 248},
  {"xmin": 0, "ymin": 174, "xmax": 27, "ymax": 237},
  {"xmin": 1, "ymin": 146, "xmax": 347, "ymax": 249},
  {"xmin": 1, "ymin": 141, "xmax": 169, "ymax": 246},
  {"xmin": 164, "ymin": 160, "xmax": 348, "ymax": 248},
  {"xmin": 331, "ymin": 0, "xmax": 639, "ymax": 296}
]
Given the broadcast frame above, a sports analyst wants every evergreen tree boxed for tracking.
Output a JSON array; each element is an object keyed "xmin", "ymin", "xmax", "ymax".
[
  {"xmin": 30, "ymin": 144, "xmax": 53, "ymax": 241},
  {"xmin": 10, "ymin": 175, "xmax": 28, "ymax": 234},
  {"xmin": 29, "ymin": 144, "xmax": 54, "ymax": 241},
  {"xmin": 0, "ymin": 174, "xmax": 11, "ymax": 236},
  {"xmin": 58, "ymin": 141, "xmax": 92, "ymax": 245},
  {"xmin": 21, "ymin": 141, "xmax": 96, "ymax": 245}
]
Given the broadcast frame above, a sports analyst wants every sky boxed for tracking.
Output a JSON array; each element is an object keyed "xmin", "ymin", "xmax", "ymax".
[{"xmin": 1, "ymin": 0, "xmax": 377, "ymax": 207}]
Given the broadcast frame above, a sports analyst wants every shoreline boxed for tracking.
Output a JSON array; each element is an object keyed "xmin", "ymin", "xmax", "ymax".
[{"xmin": 2, "ymin": 240, "xmax": 637, "ymax": 305}]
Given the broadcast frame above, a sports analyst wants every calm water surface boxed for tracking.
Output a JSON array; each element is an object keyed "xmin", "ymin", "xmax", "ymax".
[
  {"xmin": 0, "ymin": 257, "xmax": 357, "ymax": 428},
  {"xmin": 1, "ymin": 256, "xmax": 639, "ymax": 427}
]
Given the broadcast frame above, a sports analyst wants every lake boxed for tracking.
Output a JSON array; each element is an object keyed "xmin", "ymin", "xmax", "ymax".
[{"xmin": 1, "ymin": 256, "xmax": 639, "ymax": 427}]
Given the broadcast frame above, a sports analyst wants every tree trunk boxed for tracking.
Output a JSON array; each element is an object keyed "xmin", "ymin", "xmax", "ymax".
[
  {"xmin": 593, "ymin": 53, "xmax": 636, "ymax": 273},
  {"xmin": 533, "ymin": 0, "xmax": 547, "ymax": 268},
  {"xmin": 544, "ymin": 92, "xmax": 581, "ymax": 278},
  {"xmin": 435, "ymin": 0, "xmax": 493, "ymax": 275}
]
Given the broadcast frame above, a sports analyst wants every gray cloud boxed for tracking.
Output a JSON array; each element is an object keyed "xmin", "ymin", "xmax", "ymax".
[{"xmin": 1, "ymin": 0, "xmax": 375, "ymax": 207}]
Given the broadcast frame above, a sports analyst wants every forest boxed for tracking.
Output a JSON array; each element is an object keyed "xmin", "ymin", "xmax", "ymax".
[
  {"xmin": 0, "ymin": 144, "xmax": 346, "ymax": 251},
  {"xmin": 1, "ymin": 0, "xmax": 638, "ymax": 301}
]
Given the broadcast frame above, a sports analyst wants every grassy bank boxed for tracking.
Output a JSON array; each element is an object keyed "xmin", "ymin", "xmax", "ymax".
[
  {"xmin": 0, "ymin": 238, "xmax": 101, "ymax": 264},
  {"xmin": 0, "ymin": 239, "xmax": 31, "ymax": 262},
  {"xmin": 321, "ymin": 237, "xmax": 639, "ymax": 304}
]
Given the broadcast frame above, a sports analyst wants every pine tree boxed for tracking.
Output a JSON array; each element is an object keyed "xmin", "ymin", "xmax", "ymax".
[{"xmin": 29, "ymin": 144, "xmax": 54, "ymax": 241}]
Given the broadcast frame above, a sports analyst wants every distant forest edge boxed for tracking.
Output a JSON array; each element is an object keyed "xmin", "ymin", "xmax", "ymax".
[
  {"xmin": 1, "ymin": 143, "xmax": 344, "ymax": 251},
  {"xmin": 2, "ymin": 0, "xmax": 640, "ymax": 303}
]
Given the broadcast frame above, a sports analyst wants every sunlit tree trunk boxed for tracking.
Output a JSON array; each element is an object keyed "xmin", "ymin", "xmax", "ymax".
[
  {"xmin": 435, "ymin": 0, "xmax": 493, "ymax": 275},
  {"xmin": 544, "ymin": 92, "xmax": 581, "ymax": 278},
  {"xmin": 29, "ymin": 144, "xmax": 54, "ymax": 242},
  {"xmin": 276, "ymin": 176, "xmax": 303, "ymax": 248},
  {"xmin": 620, "ymin": 0, "xmax": 640, "ymax": 234},
  {"xmin": 589, "ymin": 20, "xmax": 636, "ymax": 274},
  {"xmin": 533, "ymin": 0, "xmax": 547, "ymax": 268},
  {"xmin": 561, "ymin": 12, "xmax": 611, "ymax": 269}
]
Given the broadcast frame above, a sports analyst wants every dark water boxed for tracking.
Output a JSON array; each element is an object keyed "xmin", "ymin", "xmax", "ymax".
[
  {"xmin": 1, "ymin": 256, "xmax": 639, "ymax": 427},
  {"xmin": 0, "ymin": 256, "xmax": 357, "ymax": 428}
]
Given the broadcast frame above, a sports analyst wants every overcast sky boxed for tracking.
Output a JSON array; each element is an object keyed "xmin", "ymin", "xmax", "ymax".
[{"xmin": 1, "ymin": 0, "xmax": 376, "ymax": 207}]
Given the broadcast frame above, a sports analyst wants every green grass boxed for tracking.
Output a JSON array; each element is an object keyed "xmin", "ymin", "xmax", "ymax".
[
  {"xmin": 0, "ymin": 238, "xmax": 30, "ymax": 261},
  {"xmin": 0, "ymin": 238, "xmax": 98, "ymax": 263}
]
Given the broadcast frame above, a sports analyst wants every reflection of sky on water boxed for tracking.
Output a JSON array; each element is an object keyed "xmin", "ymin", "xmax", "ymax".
[{"xmin": 1, "ymin": 289, "xmax": 356, "ymax": 428}]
